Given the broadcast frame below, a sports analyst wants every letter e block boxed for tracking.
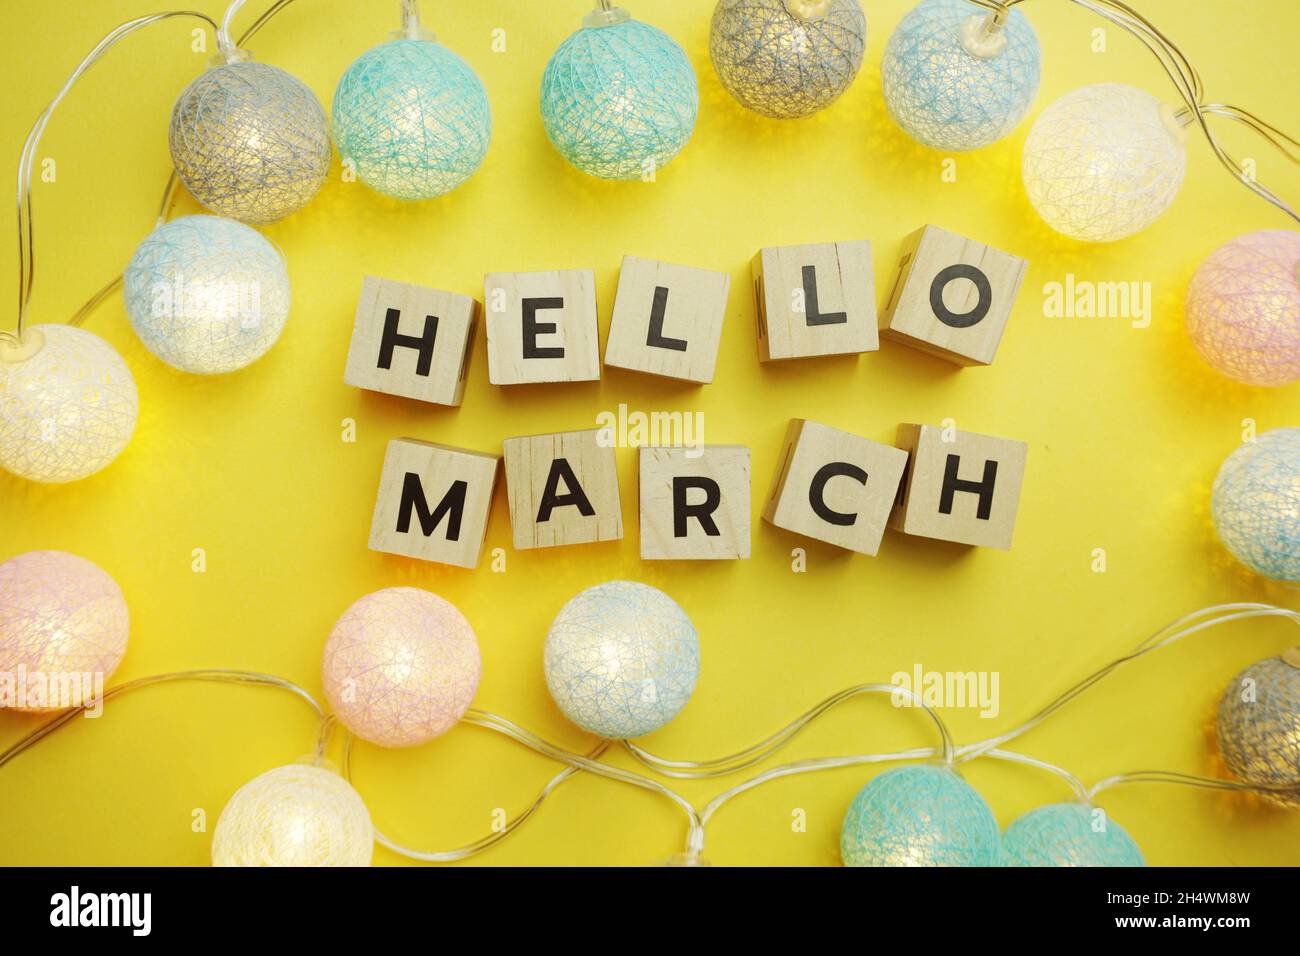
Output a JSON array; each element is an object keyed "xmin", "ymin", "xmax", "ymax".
[
  {"xmin": 484, "ymin": 270, "xmax": 600, "ymax": 384},
  {"xmin": 639, "ymin": 446, "xmax": 750, "ymax": 560},
  {"xmin": 751, "ymin": 241, "xmax": 877, "ymax": 361},
  {"xmin": 502, "ymin": 429, "xmax": 622, "ymax": 549}
]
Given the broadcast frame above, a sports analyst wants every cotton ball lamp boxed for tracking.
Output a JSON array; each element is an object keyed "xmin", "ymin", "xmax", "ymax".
[
  {"xmin": 322, "ymin": 587, "xmax": 480, "ymax": 748},
  {"xmin": 1001, "ymin": 803, "xmax": 1144, "ymax": 866},
  {"xmin": 0, "ymin": 325, "xmax": 137, "ymax": 483},
  {"xmin": 840, "ymin": 764, "xmax": 1000, "ymax": 866},
  {"xmin": 881, "ymin": 0, "xmax": 1040, "ymax": 151},
  {"xmin": 544, "ymin": 580, "xmax": 699, "ymax": 739},
  {"xmin": 1185, "ymin": 230, "xmax": 1300, "ymax": 386},
  {"xmin": 0, "ymin": 550, "xmax": 128, "ymax": 711},
  {"xmin": 211, "ymin": 762, "xmax": 373, "ymax": 866},
  {"xmin": 1022, "ymin": 83, "xmax": 1187, "ymax": 242},
  {"xmin": 170, "ymin": 60, "xmax": 331, "ymax": 224},
  {"xmin": 1211, "ymin": 429, "xmax": 1300, "ymax": 582},
  {"xmin": 123, "ymin": 215, "xmax": 290, "ymax": 375},
  {"xmin": 1215, "ymin": 650, "xmax": 1300, "ymax": 808},
  {"xmin": 540, "ymin": 5, "xmax": 699, "ymax": 181},
  {"xmin": 709, "ymin": 0, "xmax": 867, "ymax": 120}
]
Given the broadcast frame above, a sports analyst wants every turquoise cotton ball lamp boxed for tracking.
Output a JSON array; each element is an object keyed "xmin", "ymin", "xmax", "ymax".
[
  {"xmin": 540, "ymin": 4, "xmax": 699, "ymax": 181},
  {"xmin": 1211, "ymin": 429, "xmax": 1300, "ymax": 582},
  {"xmin": 1002, "ymin": 803, "xmax": 1144, "ymax": 867},
  {"xmin": 841, "ymin": 764, "xmax": 1001, "ymax": 866},
  {"xmin": 882, "ymin": 0, "xmax": 1041, "ymax": 151}
]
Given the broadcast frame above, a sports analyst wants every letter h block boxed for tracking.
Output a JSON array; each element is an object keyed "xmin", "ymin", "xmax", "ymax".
[
  {"xmin": 502, "ymin": 429, "xmax": 622, "ymax": 549},
  {"xmin": 484, "ymin": 270, "xmax": 601, "ymax": 384},
  {"xmin": 639, "ymin": 445, "xmax": 750, "ymax": 559},
  {"xmin": 752, "ymin": 241, "xmax": 877, "ymax": 361}
]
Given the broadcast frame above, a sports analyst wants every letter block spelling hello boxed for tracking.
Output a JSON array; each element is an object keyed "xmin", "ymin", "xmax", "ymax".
[
  {"xmin": 344, "ymin": 276, "xmax": 479, "ymax": 406},
  {"xmin": 890, "ymin": 424, "xmax": 1027, "ymax": 549},
  {"xmin": 503, "ymin": 429, "xmax": 622, "ymax": 549},
  {"xmin": 604, "ymin": 256, "xmax": 731, "ymax": 383},
  {"xmin": 639, "ymin": 446, "xmax": 750, "ymax": 560},
  {"xmin": 879, "ymin": 225, "xmax": 1028, "ymax": 366},
  {"xmin": 762, "ymin": 419, "xmax": 908, "ymax": 556},
  {"xmin": 751, "ymin": 241, "xmax": 877, "ymax": 361},
  {"xmin": 484, "ymin": 270, "xmax": 600, "ymax": 384},
  {"xmin": 369, "ymin": 439, "xmax": 501, "ymax": 568}
]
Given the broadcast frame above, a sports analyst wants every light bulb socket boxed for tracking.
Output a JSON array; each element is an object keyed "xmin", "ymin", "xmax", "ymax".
[
  {"xmin": 583, "ymin": 5, "xmax": 631, "ymax": 28},
  {"xmin": 959, "ymin": 13, "xmax": 1009, "ymax": 59},
  {"xmin": 390, "ymin": 27, "xmax": 436, "ymax": 41},
  {"xmin": 1282, "ymin": 647, "xmax": 1300, "ymax": 669},
  {"xmin": 1161, "ymin": 103, "xmax": 1194, "ymax": 140},
  {"xmin": 783, "ymin": 0, "xmax": 835, "ymax": 19},
  {"xmin": 0, "ymin": 327, "xmax": 45, "ymax": 364}
]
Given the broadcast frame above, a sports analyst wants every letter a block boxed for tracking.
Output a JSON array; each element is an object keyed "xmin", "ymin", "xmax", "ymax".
[
  {"xmin": 890, "ymin": 424, "xmax": 1027, "ymax": 549},
  {"xmin": 344, "ymin": 276, "xmax": 479, "ymax": 406},
  {"xmin": 484, "ymin": 270, "xmax": 600, "ymax": 384},
  {"xmin": 762, "ymin": 419, "xmax": 908, "ymax": 556},
  {"xmin": 369, "ymin": 439, "xmax": 501, "ymax": 568},
  {"xmin": 751, "ymin": 241, "xmax": 877, "ymax": 361},
  {"xmin": 502, "ymin": 429, "xmax": 622, "ymax": 549},
  {"xmin": 879, "ymin": 224, "xmax": 1028, "ymax": 366},
  {"xmin": 639, "ymin": 446, "xmax": 750, "ymax": 560},
  {"xmin": 604, "ymin": 256, "xmax": 731, "ymax": 384}
]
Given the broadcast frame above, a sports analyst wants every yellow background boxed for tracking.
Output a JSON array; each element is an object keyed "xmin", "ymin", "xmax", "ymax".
[{"xmin": 2, "ymin": 0, "xmax": 1299, "ymax": 867}]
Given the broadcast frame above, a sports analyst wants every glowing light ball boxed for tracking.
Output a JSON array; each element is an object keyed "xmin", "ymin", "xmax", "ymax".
[
  {"xmin": 882, "ymin": 0, "xmax": 1040, "ymax": 151},
  {"xmin": 0, "ymin": 325, "xmax": 137, "ymax": 483},
  {"xmin": 709, "ymin": 0, "xmax": 866, "ymax": 120},
  {"xmin": 1022, "ymin": 83, "xmax": 1187, "ymax": 242},
  {"xmin": 1186, "ymin": 230, "xmax": 1300, "ymax": 386},
  {"xmin": 212, "ymin": 762, "xmax": 373, "ymax": 866},
  {"xmin": 1001, "ymin": 803, "xmax": 1144, "ymax": 866},
  {"xmin": 544, "ymin": 580, "xmax": 699, "ymax": 739},
  {"xmin": 1215, "ymin": 651, "xmax": 1300, "ymax": 808},
  {"xmin": 0, "ymin": 550, "xmax": 128, "ymax": 711},
  {"xmin": 322, "ymin": 587, "xmax": 480, "ymax": 748},
  {"xmin": 540, "ymin": 8, "xmax": 699, "ymax": 180},
  {"xmin": 840, "ymin": 764, "xmax": 1000, "ymax": 866},
  {"xmin": 170, "ymin": 61, "xmax": 331, "ymax": 224},
  {"xmin": 123, "ymin": 215, "xmax": 290, "ymax": 375},
  {"xmin": 333, "ymin": 38, "xmax": 491, "ymax": 201},
  {"xmin": 1211, "ymin": 429, "xmax": 1300, "ymax": 582}
]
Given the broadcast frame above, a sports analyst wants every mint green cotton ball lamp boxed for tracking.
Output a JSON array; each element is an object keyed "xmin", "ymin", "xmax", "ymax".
[{"xmin": 1002, "ymin": 803, "xmax": 1144, "ymax": 867}]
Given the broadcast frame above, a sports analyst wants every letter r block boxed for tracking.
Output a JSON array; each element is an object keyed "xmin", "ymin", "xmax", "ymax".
[
  {"xmin": 752, "ymin": 241, "xmax": 877, "ymax": 361},
  {"xmin": 639, "ymin": 446, "xmax": 750, "ymax": 560},
  {"xmin": 502, "ymin": 429, "xmax": 622, "ymax": 549},
  {"xmin": 484, "ymin": 270, "xmax": 600, "ymax": 384},
  {"xmin": 762, "ymin": 419, "xmax": 908, "ymax": 556},
  {"xmin": 890, "ymin": 424, "xmax": 1028, "ymax": 549},
  {"xmin": 369, "ymin": 439, "xmax": 501, "ymax": 568}
]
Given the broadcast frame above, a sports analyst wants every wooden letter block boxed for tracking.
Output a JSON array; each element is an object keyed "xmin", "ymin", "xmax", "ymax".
[
  {"xmin": 762, "ymin": 419, "xmax": 908, "ymax": 556},
  {"xmin": 343, "ymin": 276, "xmax": 478, "ymax": 406},
  {"xmin": 751, "ymin": 241, "xmax": 877, "ymax": 361},
  {"xmin": 639, "ymin": 446, "xmax": 750, "ymax": 560},
  {"xmin": 604, "ymin": 256, "xmax": 731, "ymax": 384},
  {"xmin": 502, "ymin": 429, "xmax": 622, "ymax": 549},
  {"xmin": 369, "ymin": 439, "xmax": 500, "ymax": 569},
  {"xmin": 890, "ymin": 424, "xmax": 1027, "ymax": 549},
  {"xmin": 879, "ymin": 224, "xmax": 1028, "ymax": 366},
  {"xmin": 483, "ymin": 270, "xmax": 600, "ymax": 384}
]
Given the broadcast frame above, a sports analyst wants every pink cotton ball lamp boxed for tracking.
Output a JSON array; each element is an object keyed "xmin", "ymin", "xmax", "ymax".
[
  {"xmin": 1185, "ymin": 230, "xmax": 1300, "ymax": 386},
  {"xmin": 321, "ymin": 587, "xmax": 480, "ymax": 747}
]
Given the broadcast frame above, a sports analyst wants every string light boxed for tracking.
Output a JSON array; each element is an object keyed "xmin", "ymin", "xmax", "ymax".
[
  {"xmin": 1211, "ymin": 429, "xmax": 1300, "ymax": 582},
  {"xmin": 1001, "ymin": 802, "xmax": 1145, "ymax": 866},
  {"xmin": 1215, "ymin": 650, "xmax": 1300, "ymax": 808}
]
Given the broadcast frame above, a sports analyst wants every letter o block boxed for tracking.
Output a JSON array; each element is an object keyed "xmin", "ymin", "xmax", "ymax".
[
  {"xmin": 639, "ymin": 446, "xmax": 750, "ymax": 560},
  {"xmin": 503, "ymin": 429, "xmax": 622, "ymax": 549}
]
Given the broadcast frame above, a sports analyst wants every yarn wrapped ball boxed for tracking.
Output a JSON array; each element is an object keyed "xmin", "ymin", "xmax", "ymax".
[
  {"xmin": 544, "ymin": 580, "xmax": 699, "ymax": 739},
  {"xmin": 1185, "ymin": 230, "xmax": 1300, "ymax": 386},
  {"xmin": 840, "ymin": 764, "xmax": 1000, "ymax": 866},
  {"xmin": 1001, "ymin": 803, "xmax": 1144, "ymax": 867},
  {"xmin": 541, "ymin": 14, "xmax": 699, "ymax": 180},
  {"xmin": 1022, "ymin": 83, "xmax": 1187, "ymax": 242},
  {"xmin": 211, "ymin": 762, "xmax": 374, "ymax": 866},
  {"xmin": 0, "ymin": 550, "xmax": 129, "ymax": 711},
  {"xmin": 322, "ymin": 587, "xmax": 481, "ymax": 748},
  {"xmin": 0, "ymin": 325, "xmax": 138, "ymax": 483},
  {"xmin": 1211, "ymin": 429, "xmax": 1300, "ymax": 581},
  {"xmin": 882, "ymin": 0, "xmax": 1040, "ymax": 151},
  {"xmin": 332, "ymin": 38, "xmax": 492, "ymax": 201},
  {"xmin": 709, "ymin": 0, "xmax": 867, "ymax": 120},
  {"xmin": 170, "ymin": 61, "xmax": 331, "ymax": 224},
  {"xmin": 123, "ymin": 215, "xmax": 291, "ymax": 375},
  {"xmin": 1215, "ymin": 651, "xmax": 1300, "ymax": 808}
]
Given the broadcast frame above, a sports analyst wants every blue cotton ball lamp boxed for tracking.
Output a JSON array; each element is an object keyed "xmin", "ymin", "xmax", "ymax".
[
  {"xmin": 1002, "ymin": 803, "xmax": 1145, "ymax": 867},
  {"xmin": 881, "ymin": 0, "xmax": 1041, "ymax": 151},
  {"xmin": 540, "ymin": 3, "xmax": 699, "ymax": 181},
  {"xmin": 1211, "ymin": 429, "xmax": 1300, "ymax": 582}
]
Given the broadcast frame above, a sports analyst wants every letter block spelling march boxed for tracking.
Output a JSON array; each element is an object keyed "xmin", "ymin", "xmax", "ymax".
[
  {"xmin": 890, "ymin": 424, "xmax": 1027, "ymax": 549},
  {"xmin": 639, "ymin": 446, "xmax": 750, "ymax": 560},
  {"xmin": 503, "ymin": 429, "xmax": 622, "ymax": 549},
  {"xmin": 752, "ymin": 241, "xmax": 877, "ymax": 361},
  {"xmin": 484, "ymin": 270, "xmax": 600, "ymax": 384},
  {"xmin": 344, "ymin": 276, "xmax": 479, "ymax": 406},
  {"xmin": 369, "ymin": 439, "xmax": 501, "ymax": 568},
  {"xmin": 763, "ymin": 419, "xmax": 909, "ymax": 556}
]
